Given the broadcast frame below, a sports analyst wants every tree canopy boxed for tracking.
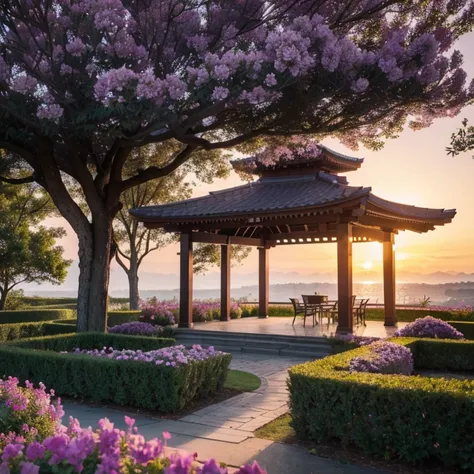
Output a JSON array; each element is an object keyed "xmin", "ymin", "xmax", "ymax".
[
  {"xmin": 0, "ymin": 0, "xmax": 473, "ymax": 330},
  {"xmin": 0, "ymin": 182, "xmax": 71, "ymax": 309},
  {"xmin": 447, "ymin": 119, "xmax": 474, "ymax": 157}
]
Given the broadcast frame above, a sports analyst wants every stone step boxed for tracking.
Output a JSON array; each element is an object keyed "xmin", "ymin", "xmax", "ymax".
[
  {"xmin": 176, "ymin": 329, "xmax": 330, "ymax": 347},
  {"xmin": 175, "ymin": 330, "xmax": 332, "ymax": 359},
  {"xmin": 176, "ymin": 328, "xmax": 327, "ymax": 344}
]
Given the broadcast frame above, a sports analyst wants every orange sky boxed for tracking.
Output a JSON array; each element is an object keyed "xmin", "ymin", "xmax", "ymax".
[{"xmin": 47, "ymin": 32, "xmax": 474, "ymax": 286}]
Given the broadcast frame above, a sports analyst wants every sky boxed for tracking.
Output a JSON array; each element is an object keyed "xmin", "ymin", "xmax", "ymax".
[{"xmin": 44, "ymin": 32, "xmax": 474, "ymax": 290}]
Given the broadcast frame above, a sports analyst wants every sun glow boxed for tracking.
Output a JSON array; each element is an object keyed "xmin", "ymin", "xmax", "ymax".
[{"xmin": 362, "ymin": 261, "xmax": 373, "ymax": 270}]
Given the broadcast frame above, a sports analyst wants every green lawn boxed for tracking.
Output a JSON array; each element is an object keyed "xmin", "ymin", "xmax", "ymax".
[
  {"xmin": 224, "ymin": 369, "xmax": 261, "ymax": 392},
  {"xmin": 255, "ymin": 414, "xmax": 295, "ymax": 442}
]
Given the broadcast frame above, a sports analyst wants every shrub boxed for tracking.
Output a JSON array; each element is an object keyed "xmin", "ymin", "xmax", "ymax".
[
  {"xmin": 349, "ymin": 341, "xmax": 414, "ymax": 375},
  {"xmin": 0, "ymin": 321, "xmax": 75, "ymax": 342},
  {"xmin": 140, "ymin": 299, "xmax": 177, "ymax": 325},
  {"xmin": 108, "ymin": 321, "xmax": 175, "ymax": 338},
  {"xmin": 448, "ymin": 321, "xmax": 474, "ymax": 340},
  {"xmin": 108, "ymin": 321, "xmax": 163, "ymax": 336},
  {"xmin": 0, "ymin": 413, "xmax": 266, "ymax": 474},
  {"xmin": 394, "ymin": 316, "xmax": 464, "ymax": 339},
  {"xmin": 108, "ymin": 310, "xmax": 141, "ymax": 327},
  {"xmin": 68, "ymin": 344, "xmax": 225, "ymax": 367},
  {"xmin": 289, "ymin": 338, "xmax": 474, "ymax": 470},
  {"xmin": 366, "ymin": 307, "xmax": 474, "ymax": 322},
  {"xmin": 0, "ymin": 309, "xmax": 75, "ymax": 324},
  {"xmin": 0, "ymin": 377, "xmax": 63, "ymax": 447},
  {"xmin": 0, "ymin": 334, "xmax": 231, "ymax": 412}
]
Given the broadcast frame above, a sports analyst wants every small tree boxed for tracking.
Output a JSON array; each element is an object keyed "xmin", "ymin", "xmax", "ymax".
[
  {"xmin": 113, "ymin": 141, "xmax": 235, "ymax": 309},
  {"xmin": 0, "ymin": 183, "xmax": 71, "ymax": 309},
  {"xmin": 0, "ymin": 1, "xmax": 473, "ymax": 331},
  {"xmin": 447, "ymin": 119, "xmax": 474, "ymax": 157}
]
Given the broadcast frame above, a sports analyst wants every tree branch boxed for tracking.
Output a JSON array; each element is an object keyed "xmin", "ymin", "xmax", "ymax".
[
  {"xmin": 0, "ymin": 174, "xmax": 36, "ymax": 185},
  {"xmin": 120, "ymin": 145, "xmax": 197, "ymax": 191}
]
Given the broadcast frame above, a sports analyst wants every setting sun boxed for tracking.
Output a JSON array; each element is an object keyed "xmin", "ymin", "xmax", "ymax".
[{"xmin": 362, "ymin": 261, "xmax": 373, "ymax": 270}]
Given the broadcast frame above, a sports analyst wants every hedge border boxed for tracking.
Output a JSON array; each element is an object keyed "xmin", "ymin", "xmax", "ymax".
[
  {"xmin": 289, "ymin": 338, "xmax": 474, "ymax": 470},
  {"xmin": 0, "ymin": 333, "xmax": 231, "ymax": 412},
  {"xmin": 447, "ymin": 321, "xmax": 474, "ymax": 340},
  {"xmin": 0, "ymin": 309, "xmax": 75, "ymax": 324}
]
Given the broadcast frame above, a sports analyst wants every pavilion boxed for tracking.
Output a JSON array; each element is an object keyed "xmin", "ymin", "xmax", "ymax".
[{"xmin": 130, "ymin": 145, "xmax": 455, "ymax": 333}]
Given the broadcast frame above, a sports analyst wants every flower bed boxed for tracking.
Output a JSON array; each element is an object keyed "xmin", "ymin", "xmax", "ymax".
[
  {"xmin": 0, "ymin": 334, "xmax": 231, "ymax": 412},
  {"xmin": 394, "ymin": 316, "xmax": 464, "ymax": 339},
  {"xmin": 140, "ymin": 298, "xmax": 242, "ymax": 324},
  {"xmin": 349, "ymin": 341, "xmax": 413, "ymax": 375},
  {"xmin": 289, "ymin": 338, "xmax": 474, "ymax": 470},
  {"xmin": 108, "ymin": 321, "xmax": 174, "ymax": 338},
  {"xmin": 68, "ymin": 344, "xmax": 224, "ymax": 367},
  {"xmin": 0, "ymin": 377, "xmax": 63, "ymax": 448},
  {"xmin": 0, "ymin": 380, "xmax": 267, "ymax": 474}
]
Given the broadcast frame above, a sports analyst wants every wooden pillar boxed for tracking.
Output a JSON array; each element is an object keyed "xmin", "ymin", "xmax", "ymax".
[
  {"xmin": 258, "ymin": 246, "xmax": 269, "ymax": 318},
  {"xmin": 336, "ymin": 223, "xmax": 353, "ymax": 333},
  {"xmin": 220, "ymin": 244, "xmax": 231, "ymax": 321},
  {"xmin": 179, "ymin": 233, "xmax": 193, "ymax": 328},
  {"xmin": 383, "ymin": 232, "xmax": 397, "ymax": 326}
]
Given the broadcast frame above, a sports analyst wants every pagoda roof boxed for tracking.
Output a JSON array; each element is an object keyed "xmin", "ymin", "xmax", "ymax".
[
  {"xmin": 130, "ymin": 172, "xmax": 455, "ymax": 235},
  {"xmin": 231, "ymin": 144, "xmax": 364, "ymax": 176}
]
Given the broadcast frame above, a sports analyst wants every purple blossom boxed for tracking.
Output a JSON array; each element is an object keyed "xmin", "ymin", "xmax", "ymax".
[
  {"xmin": 394, "ymin": 316, "xmax": 464, "ymax": 339},
  {"xmin": 108, "ymin": 321, "xmax": 163, "ymax": 336},
  {"xmin": 65, "ymin": 37, "xmax": 85, "ymax": 56},
  {"xmin": 67, "ymin": 344, "xmax": 226, "ymax": 366},
  {"xmin": 36, "ymin": 104, "xmax": 64, "ymax": 120},
  {"xmin": 211, "ymin": 86, "xmax": 229, "ymax": 101},
  {"xmin": 351, "ymin": 78, "xmax": 369, "ymax": 92},
  {"xmin": 349, "ymin": 341, "xmax": 414, "ymax": 375},
  {"xmin": 11, "ymin": 75, "xmax": 37, "ymax": 94}
]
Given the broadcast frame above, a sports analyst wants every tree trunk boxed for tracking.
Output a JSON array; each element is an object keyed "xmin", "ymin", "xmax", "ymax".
[
  {"xmin": 0, "ymin": 290, "xmax": 7, "ymax": 310},
  {"xmin": 128, "ymin": 268, "xmax": 140, "ymax": 311},
  {"xmin": 76, "ymin": 216, "xmax": 114, "ymax": 332}
]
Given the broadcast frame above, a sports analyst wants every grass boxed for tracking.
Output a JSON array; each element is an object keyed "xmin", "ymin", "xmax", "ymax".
[
  {"xmin": 255, "ymin": 414, "xmax": 295, "ymax": 442},
  {"xmin": 223, "ymin": 369, "xmax": 261, "ymax": 392}
]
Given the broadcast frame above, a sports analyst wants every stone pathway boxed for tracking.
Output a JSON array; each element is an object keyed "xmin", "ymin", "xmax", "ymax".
[{"xmin": 180, "ymin": 353, "xmax": 302, "ymax": 439}]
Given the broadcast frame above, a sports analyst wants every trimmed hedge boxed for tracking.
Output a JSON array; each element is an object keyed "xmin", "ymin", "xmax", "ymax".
[
  {"xmin": 107, "ymin": 310, "xmax": 141, "ymax": 326},
  {"xmin": 0, "ymin": 321, "xmax": 75, "ymax": 342},
  {"xmin": 448, "ymin": 321, "xmax": 474, "ymax": 340},
  {"xmin": 289, "ymin": 338, "xmax": 474, "ymax": 470},
  {"xmin": 0, "ymin": 333, "xmax": 231, "ymax": 412},
  {"xmin": 366, "ymin": 307, "xmax": 474, "ymax": 322},
  {"xmin": 0, "ymin": 309, "xmax": 75, "ymax": 324}
]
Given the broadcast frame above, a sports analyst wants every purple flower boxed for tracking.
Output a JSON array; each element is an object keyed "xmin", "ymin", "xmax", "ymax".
[
  {"xmin": 108, "ymin": 322, "xmax": 163, "ymax": 336},
  {"xmin": 394, "ymin": 316, "xmax": 464, "ymax": 339},
  {"xmin": 349, "ymin": 341, "xmax": 414, "ymax": 375}
]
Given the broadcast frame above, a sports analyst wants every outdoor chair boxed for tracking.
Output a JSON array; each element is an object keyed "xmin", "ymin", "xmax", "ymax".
[
  {"xmin": 290, "ymin": 298, "xmax": 306, "ymax": 326},
  {"xmin": 301, "ymin": 295, "xmax": 319, "ymax": 327},
  {"xmin": 321, "ymin": 300, "xmax": 338, "ymax": 328},
  {"xmin": 353, "ymin": 298, "xmax": 369, "ymax": 326}
]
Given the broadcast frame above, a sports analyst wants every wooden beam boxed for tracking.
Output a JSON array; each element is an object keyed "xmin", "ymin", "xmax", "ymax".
[
  {"xmin": 358, "ymin": 215, "xmax": 431, "ymax": 233},
  {"xmin": 336, "ymin": 223, "xmax": 353, "ymax": 333},
  {"xmin": 383, "ymin": 232, "xmax": 397, "ymax": 326},
  {"xmin": 179, "ymin": 233, "xmax": 193, "ymax": 328},
  {"xmin": 258, "ymin": 247, "xmax": 269, "ymax": 318},
  {"xmin": 352, "ymin": 226, "xmax": 386, "ymax": 242},
  {"xmin": 220, "ymin": 245, "xmax": 231, "ymax": 322},
  {"xmin": 190, "ymin": 232, "xmax": 263, "ymax": 246},
  {"xmin": 158, "ymin": 211, "xmax": 356, "ymax": 232}
]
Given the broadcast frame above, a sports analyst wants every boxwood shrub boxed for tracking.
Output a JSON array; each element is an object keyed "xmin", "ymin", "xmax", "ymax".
[
  {"xmin": 0, "ymin": 321, "xmax": 75, "ymax": 342},
  {"xmin": 0, "ymin": 333, "xmax": 231, "ymax": 412},
  {"xmin": 107, "ymin": 310, "xmax": 141, "ymax": 326},
  {"xmin": 447, "ymin": 321, "xmax": 474, "ymax": 340},
  {"xmin": 289, "ymin": 338, "xmax": 474, "ymax": 471},
  {"xmin": 0, "ymin": 309, "xmax": 75, "ymax": 324}
]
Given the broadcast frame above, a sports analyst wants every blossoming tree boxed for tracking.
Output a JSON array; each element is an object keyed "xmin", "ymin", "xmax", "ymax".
[{"xmin": 0, "ymin": 0, "xmax": 473, "ymax": 331}]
